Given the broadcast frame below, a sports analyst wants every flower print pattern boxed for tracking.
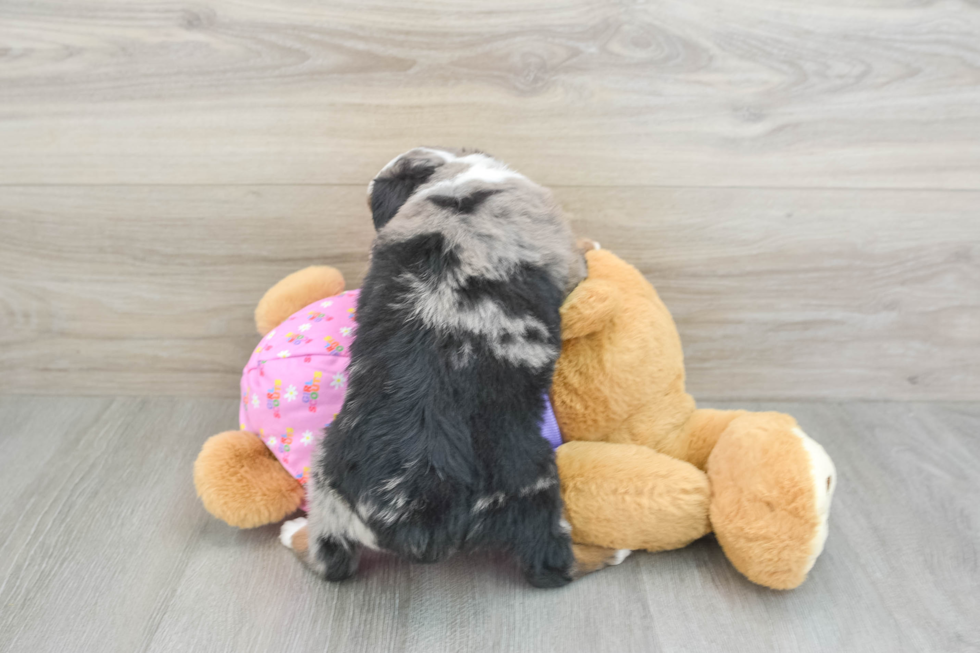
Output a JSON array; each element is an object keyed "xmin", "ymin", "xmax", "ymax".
[
  {"xmin": 324, "ymin": 335, "xmax": 344, "ymax": 354},
  {"xmin": 284, "ymin": 385, "xmax": 298, "ymax": 402},
  {"xmin": 251, "ymin": 394, "xmax": 260, "ymax": 408},
  {"xmin": 340, "ymin": 326, "xmax": 352, "ymax": 337},
  {"xmin": 277, "ymin": 350, "xmax": 290, "ymax": 359},
  {"xmin": 301, "ymin": 430, "xmax": 313, "ymax": 445},
  {"xmin": 299, "ymin": 323, "xmax": 311, "ymax": 332},
  {"xmin": 307, "ymin": 311, "xmax": 332, "ymax": 323},
  {"xmin": 285, "ymin": 332, "xmax": 309, "ymax": 346},
  {"xmin": 330, "ymin": 372, "xmax": 346, "ymax": 389}
]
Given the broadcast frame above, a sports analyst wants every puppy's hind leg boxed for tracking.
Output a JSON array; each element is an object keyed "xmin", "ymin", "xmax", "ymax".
[
  {"xmin": 280, "ymin": 516, "xmax": 362, "ymax": 582},
  {"xmin": 497, "ymin": 490, "xmax": 576, "ymax": 589},
  {"xmin": 281, "ymin": 484, "xmax": 369, "ymax": 582}
]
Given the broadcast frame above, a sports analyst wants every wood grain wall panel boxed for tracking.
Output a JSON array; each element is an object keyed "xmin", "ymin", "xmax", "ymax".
[
  {"xmin": 2, "ymin": 185, "xmax": 976, "ymax": 399},
  {"xmin": 1, "ymin": 0, "xmax": 979, "ymax": 187}
]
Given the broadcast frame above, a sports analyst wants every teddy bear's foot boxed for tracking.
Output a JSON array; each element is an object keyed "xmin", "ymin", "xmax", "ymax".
[
  {"xmin": 571, "ymin": 544, "xmax": 631, "ymax": 578},
  {"xmin": 280, "ymin": 517, "xmax": 309, "ymax": 551},
  {"xmin": 707, "ymin": 413, "xmax": 836, "ymax": 590},
  {"xmin": 194, "ymin": 430, "xmax": 305, "ymax": 528}
]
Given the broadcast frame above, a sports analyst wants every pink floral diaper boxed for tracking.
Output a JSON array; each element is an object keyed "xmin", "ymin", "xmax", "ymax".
[{"xmin": 239, "ymin": 291, "xmax": 360, "ymax": 500}]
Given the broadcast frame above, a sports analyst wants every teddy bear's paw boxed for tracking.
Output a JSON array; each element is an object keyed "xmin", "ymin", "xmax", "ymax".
[
  {"xmin": 790, "ymin": 426, "xmax": 837, "ymax": 573},
  {"xmin": 570, "ymin": 544, "xmax": 632, "ymax": 579},
  {"xmin": 708, "ymin": 413, "xmax": 838, "ymax": 589},
  {"xmin": 280, "ymin": 517, "xmax": 308, "ymax": 550}
]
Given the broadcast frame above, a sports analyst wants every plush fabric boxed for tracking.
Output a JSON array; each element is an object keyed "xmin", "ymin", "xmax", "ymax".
[
  {"xmin": 557, "ymin": 441, "xmax": 711, "ymax": 552},
  {"xmin": 708, "ymin": 413, "xmax": 823, "ymax": 590},
  {"xmin": 194, "ymin": 430, "xmax": 304, "ymax": 528}
]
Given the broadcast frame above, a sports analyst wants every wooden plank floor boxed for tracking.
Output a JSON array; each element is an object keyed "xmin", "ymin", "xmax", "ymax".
[{"xmin": 0, "ymin": 396, "xmax": 977, "ymax": 653}]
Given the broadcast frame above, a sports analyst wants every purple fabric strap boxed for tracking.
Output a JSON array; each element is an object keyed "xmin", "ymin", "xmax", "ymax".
[{"xmin": 539, "ymin": 395, "xmax": 563, "ymax": 450}]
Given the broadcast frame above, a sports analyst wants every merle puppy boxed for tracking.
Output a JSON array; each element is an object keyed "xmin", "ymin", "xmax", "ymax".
[{"xmin": 281, "ymin": 148, "xmax": 617, "ymax": 587}]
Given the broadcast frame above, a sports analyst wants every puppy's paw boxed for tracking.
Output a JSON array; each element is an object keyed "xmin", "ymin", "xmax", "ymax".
[{"xmin": 280, "ymin": 517, "xmax": 308, "ymax": 550}]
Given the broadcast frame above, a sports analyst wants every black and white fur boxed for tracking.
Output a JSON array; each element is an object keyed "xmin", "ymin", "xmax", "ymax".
[{"xmin": 284, "ymin": 148, "xmax": 589, "ymax": 588}]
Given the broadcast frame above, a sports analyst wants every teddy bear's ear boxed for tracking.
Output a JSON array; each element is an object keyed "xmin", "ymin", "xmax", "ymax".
[{"xmin": 560, "ymin": 278, "xmax": 621, "ymax": 340}]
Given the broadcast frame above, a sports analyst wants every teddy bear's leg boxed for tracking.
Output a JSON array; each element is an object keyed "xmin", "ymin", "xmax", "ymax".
[
  {"xmin": 254, "ymin": 265, "xmax": 345, "ymax": 336},
  {"xmin": 194, "ymin": 430, "xmax": 305, "ymax": 528},
  {"xmin": 556, "ymin": 441, "xmax": 712, "ymax": 553},
  {"xmin": 706, "ymin": 412, "xmax": 837, "ymax": 590}
]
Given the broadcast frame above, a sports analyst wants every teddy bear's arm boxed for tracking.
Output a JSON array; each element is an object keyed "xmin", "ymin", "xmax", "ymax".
[{"xmin": 559, "ymin": 278, "xmax": 621, "ymax": 340}]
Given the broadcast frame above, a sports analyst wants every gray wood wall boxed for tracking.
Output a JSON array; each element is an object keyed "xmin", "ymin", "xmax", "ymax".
[{"xmin": 2, "ymin": 0, "xmax": 978, "ymax": 400}]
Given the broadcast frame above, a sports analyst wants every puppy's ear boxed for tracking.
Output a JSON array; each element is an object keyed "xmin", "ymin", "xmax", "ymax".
[
  {"xmin": 560, "ymin": 278, "xmax": 621, "ymax": 340},
  {"xmin": 369, "ymin": 149, "xmax": 450, "ymax": 231}
]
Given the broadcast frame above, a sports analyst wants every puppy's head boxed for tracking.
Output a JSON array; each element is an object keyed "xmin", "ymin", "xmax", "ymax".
[
  {"xmin": 367, "ymin": 147, "xmax": 479, "ymax": 231},
  {"xmin": 367, "ymin": 147, "xmax": 586, "ymax": 294}
]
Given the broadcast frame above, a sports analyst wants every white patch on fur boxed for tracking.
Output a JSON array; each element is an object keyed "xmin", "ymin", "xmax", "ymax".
[
  {"xmin": 357, "ymin": 498, "xmax": 407, "ymax": 527},
  {"xmin": 380, "ymin": 474, "xmax": 408, "ymax": 493},
  {"xmin": 451, "ymin": 341, "xmax": 474, "ymax": 369},
  {"xmin": 790, "ymin": 426, "xmax": 837, "ymax": 573},
  {"xmin": 610, "ymin": 549, "xmax": 631, "ymax": 565},
  {"xmin": 519, "ymin": 476, "xmax": 557, "ymax": 497},
  {"xmin": 559, "ymin": 518, "xmax": 572, "ymax": 535},
  {"xmin": 395, "ymin": 272, "xmax": 556, "ymax": 369},
  {"xmin": 308, "ymin": 486, "xmax": 378, "ymax": 550},
  {"xmin": 378, "ymin": 147, "xmax": 456, "ymax": 175},
  {"xmin": 280, "ymin": 517, "xmax": 307, "ymax": 549},
  {"xmin": 419, "ymin": 155, "xmax": 524, "ymax": 197},
  {"xmin": 472, "ymin": 492, "xmax": 506, "ymax": 513}
]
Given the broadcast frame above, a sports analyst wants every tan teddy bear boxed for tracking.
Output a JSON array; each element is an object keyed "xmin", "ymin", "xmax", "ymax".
[{"xmin": 553, "ymin": 246, "xmax": 836, "ymax": 589}]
